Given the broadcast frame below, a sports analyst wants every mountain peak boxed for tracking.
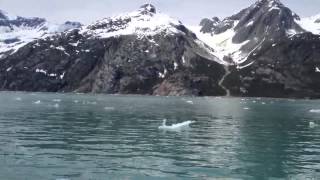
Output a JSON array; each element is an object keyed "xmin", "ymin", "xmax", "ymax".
[
  {"xmin": 0, "ymin": 10, "xmax": 7, "ymax": 20},
  {"xmin": 256, "ymin": 0, "xmax": 283, "ymax": 6},
  {"xmin": 83, "ymin": 4, "xmax": 182, "ymax": 40},
  {"xmin": 0, "ymin": 9, "xmax": 17, "ymax": 20},
  {"xmin": 139, "ymin": 4, "xmax": 156, "ymax": 14},
  {"xmin": 251, "ymin": 0, "xmax": 295, "ymax": 15}
]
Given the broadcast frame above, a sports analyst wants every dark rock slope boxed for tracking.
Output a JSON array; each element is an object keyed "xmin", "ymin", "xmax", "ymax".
[
  {"xmin": 226, "ymin": 33, "xmax": 320, "ymax": 98},
  {"xmin": 199, "ymin": 0, "xmax": 320, "ymax": 98},
  {"xmin": 0, "ymin": 4, "xmax": 226, "ymax": 96}
]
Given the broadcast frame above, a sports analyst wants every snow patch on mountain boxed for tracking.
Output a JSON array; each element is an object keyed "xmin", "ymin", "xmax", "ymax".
[
  {"xmin": 1, "ymin": 25, "xmax": 45, "ymax": 53},
  {"xmin": 189, "ymin": 23, "xmax": 249, "ymax": 65},
  {"xmin": 297, "ymin": 14, "xmax": 320, "ymax": 35}
]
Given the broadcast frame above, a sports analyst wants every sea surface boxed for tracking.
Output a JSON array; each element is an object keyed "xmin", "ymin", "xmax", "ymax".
[{"xmin": 0, "ymin": 92, "xmax": 320, "ymax": 180}]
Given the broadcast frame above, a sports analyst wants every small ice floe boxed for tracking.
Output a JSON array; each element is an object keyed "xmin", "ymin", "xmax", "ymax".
[
  {"xmin": 104, "ymin": 107, "xmax": 115, "ymax": 111},
  {"xmin": 252, "ymin": 101, "xmax": 257, "ymax": 103},
  {"xmin": 53, "ymin": 99, "xmax": 61, "ymax": 102},
  {"xmin": 243, "ymin": 107, "xmax": 250, "ymax": 110},
  {"xmin": 158, "ymin": 119, "xmax": 195, "ymax": 131},
  {"xmin": 261, "ymin": 102, "xmax": 266, "ymax": 105},
  {"xmin": 87, "ymin": 101, "xmax": 97, "ymax": 105},
  {"xmin": 74, "ymin": 100, "xmax": 79, "ymax": 103},
  {"xmin": 309, "ymin": 109, "xmax": 320, "ymax": 113},
  {"xmin": 186, "ymin": 100, "xmax": 194, "ymax": 105},
  {"xmin": 53, "ymin": 104, "xmax": 59, "ymax": 108},
  {"xmin": 15, "ymin": 97, "xmax": 22, "ymax": 101},
  {"xmin": 34, "ymin": 100, "xmax": 41, "ymax": 104},
  {"xmin": 309, "ymin": 122, "xmax": 318, "ymax": 128},
  {"xmin": 82, "ymin": 101, "xmax": 97, "ymax": 105}
]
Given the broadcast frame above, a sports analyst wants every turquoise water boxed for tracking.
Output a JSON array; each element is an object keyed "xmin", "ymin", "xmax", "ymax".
[{"xmin": 0, "ymin": 92, "xmax": 320, "ymax": 180}]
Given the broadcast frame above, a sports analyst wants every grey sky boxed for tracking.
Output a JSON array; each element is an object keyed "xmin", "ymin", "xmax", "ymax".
[{"xmin": 1, "ymin": 0, "xmax": 320, "ymax": 25}]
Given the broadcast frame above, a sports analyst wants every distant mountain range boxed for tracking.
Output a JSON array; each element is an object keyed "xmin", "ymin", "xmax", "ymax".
[{"xmin": 1, "ymin": 0, "xmax": 320, "ymax": 98}]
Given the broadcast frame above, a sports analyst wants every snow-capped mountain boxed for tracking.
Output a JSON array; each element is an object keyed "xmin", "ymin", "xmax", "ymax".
[
  {"xmin": 77, "ymin": 4, "xmax": 223, "ymax": 63},
  {"xmin": 0, "ymin": 9, "xmax": 81, "ymax": 55},
  {"xmin": 0, "ymin": 4, "xmax": 227, "ymax": 96},
  {"xmin": 81, "ymin": 4, "xmax": 180, "ymax": 39},
  {"xmin": 192, "ymin": 0, "xmax": 305, "ymax": 67},
  {"xmin": 191, "ymin": 0, "xmax": 320, "ymax": 98}
]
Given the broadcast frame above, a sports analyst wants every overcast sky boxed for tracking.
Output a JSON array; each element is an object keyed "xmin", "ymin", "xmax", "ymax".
[{"xmin": 1, "ymin": 0, "xmax": 320, "ymax": 25}]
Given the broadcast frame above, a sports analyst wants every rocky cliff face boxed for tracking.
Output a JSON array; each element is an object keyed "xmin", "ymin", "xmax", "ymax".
[
  {"xmin": 0, "ymin": 4, "xmax": 227, "ymax": 96},
  {"xmin": 224, "ymin": 33, "xmax": 320, "ymax": 98}
]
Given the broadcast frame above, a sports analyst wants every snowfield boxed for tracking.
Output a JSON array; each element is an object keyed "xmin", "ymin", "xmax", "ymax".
[{"xmin": 296, "ymin": 14, "xmax": 320, "ymax": 35}]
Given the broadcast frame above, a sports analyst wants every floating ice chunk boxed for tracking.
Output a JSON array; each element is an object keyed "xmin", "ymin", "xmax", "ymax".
[
  {"xmin": 309, "ymin": 109, "xmax": 320, "ymax": 113},
  {"xmin": 53, "ymin": 104, "xmax": 59, "ymax": 108},
  {"xmin": 243, "ymin": 107, "xmax": 250, "ymax": 110},
  {"xmin": 15, "ymin": 97, "xmax": 22, "ymax": 101},
  {"xmin": 315, "ymin": 67, "xmax": 320, "ymax": 73},
  {"xmin": 34, "ymin": 100, "xmax": 41, "ymax": 104},
  {"xmin": 309, "ymin": 122, "xmax": 318, "ymax": 128},
  {"xmin": 53, "ymin": 99, "xmax": 61, "ymax": 102},
  {"xmin": 85, "ymin": 101, "xmax": 97, "ymax": 105},
  {"xmin": 158, "ymin": 119, "xmax": 195, "ymax": 131},
  {"xmin": 104, "ymin": 107, "xmax": 115, "ymax": 111},
  {"xmin": 186, "ymin": 100, "xmax": 194, "ymax": 105}
]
